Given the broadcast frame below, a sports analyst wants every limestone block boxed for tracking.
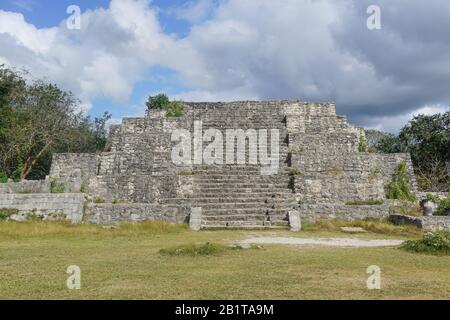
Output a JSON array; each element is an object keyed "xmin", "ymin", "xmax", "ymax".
[
  {"xmin": 289, "ymin": 210, "xmax": 301, "ymax": 232},
  {"xmin": 190, "ymin": 207, "xmax": 202, "ymax": 231}
]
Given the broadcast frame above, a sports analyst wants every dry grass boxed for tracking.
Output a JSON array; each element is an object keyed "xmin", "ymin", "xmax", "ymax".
[
  {"xmin": 0, "ymin": 220, "xmax": 187, "ymax": 238},
  {"xmin": 303, "ymin": 218, "xmax": 422, "ymax": 236}
]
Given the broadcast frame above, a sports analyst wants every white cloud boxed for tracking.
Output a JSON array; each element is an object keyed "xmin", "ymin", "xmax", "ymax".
[
  {"xmin": 0, "ymin": 0, "xmax": 174, "ymax": 106},
  {"xmin": 363, "ymin": 104, "xmax": 450, "ymax": 133},
  {"xmin": 172, "ymin": 0, "xmax": 215, "ymax": 24},
  {"xmin": 0, "ymin": 0, "xmax": 449, "ymax": 132}
]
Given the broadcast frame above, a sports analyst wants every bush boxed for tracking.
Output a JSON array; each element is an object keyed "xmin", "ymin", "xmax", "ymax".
[
  {"xmin": 358, "ymin": 135, "xmax": 368, "ymax": 152},
  {"xmin": 164, "ymin": 100, "xmax": 184, "ymax": 118},
  {"xmin": 160, "ymin": 242, "xmax": 225, "ymax": 256},
  {"xmin": 146, "ymin": 94, "xmax": 169, "ymax": 110},
  {"xmin": 385, "ymin": 161, "xmax": 416, "ymax": 201},
  {"xmin": 401, "ymin": 232, "xmax": 450, "ymax": 255},
  {"xmin": 145, "ymin": 94, "xmax": 184, "ymax": 117},
  {"xmin": 424, "ymin": 193, "xmax": 441, "ymax": 203},
  {"xmin": 50, "ymin": 179, "xmax": 66, "ymax": 194},
  {"xmin": 0, "ymin": 171, "xmax": 8, "ymax": 183},
  {"xmin": 0, "ymin": 208, "xmax": 19, "ymax": 221},
  {"xmin": 288, "ymin": 168, "xmax": 302, "ymax": 176},
  {"xmin": 435, "ymin": 195, "xmax": 450, "ymax": 216}
]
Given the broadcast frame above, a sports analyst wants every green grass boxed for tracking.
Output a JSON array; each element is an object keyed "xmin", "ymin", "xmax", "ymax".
[
  {"xmin": 345, "ymin": 199, "xmax": 384, "ymax": 206},
  {"xmin": 160, "ymin": 242, "xmax": 226, "ymax": 256},
  {"xmin": 0, "ymin": 221, "xmax": 449, "ymax": 299}
]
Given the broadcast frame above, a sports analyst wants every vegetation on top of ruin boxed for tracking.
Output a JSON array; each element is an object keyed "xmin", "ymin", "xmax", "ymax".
[
  {"xmin": 358, "ymin": 135, "xmax": 368, "ymax": 152},
  {"xmin": 385, "ymin": 161, "xmax": 416, "ymax": 202},
  {"xmin": 146, "ymin": 93, "xmax": 184, "ymax": 117}
]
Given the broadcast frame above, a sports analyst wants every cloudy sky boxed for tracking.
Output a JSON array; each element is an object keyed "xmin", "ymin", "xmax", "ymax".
[{"xmin": 0, "ymin": 0, "xmax": 449, "ymax": 132}]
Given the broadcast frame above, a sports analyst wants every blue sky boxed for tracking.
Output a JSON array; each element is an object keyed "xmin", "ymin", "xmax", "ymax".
[
  {"xmin": 0, "ymin": 0, "xmax": 449, "ymax": 132},
  {"xmin": 0, "ymin": 0, "xmax": 196, "ymax": 119}
]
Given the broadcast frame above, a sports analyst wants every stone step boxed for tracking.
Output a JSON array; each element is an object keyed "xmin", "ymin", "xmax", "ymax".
[
  {"xmin": 201, "ymin": 214, "xmax": 288, "ymax": 222},
  {"xmin": 195, "ymin": 177, "xmax": 290, "ymax": 183},
  {"xmin": 201, "ymin": 208, "xmax": 293, "ymax": 215},
  {"xmin": 167, "ymin": 197, "xmax": 296, "ymax": 204},
  {"xmin": 196, "ymin": 185, "xmax": 291, "ymax": 190},
  {"xmin": 201, "ymin": 221, "xmax": 289, "ymax": 229},
  {"xmin": 193, "ymin": 167, "xmax": 292, "ymax": 174},
  {"xmin": 195, "ymin": 202, "xmax": 295, "ymax": 210},
  {"xmin": 196, "ymin": 189, "xmax": 293, "ymax": 195}
]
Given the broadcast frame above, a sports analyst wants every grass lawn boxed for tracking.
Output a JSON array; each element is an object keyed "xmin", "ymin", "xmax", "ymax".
[{"xmin": 0, "ymin": 221, "xmax": 449, "ymax": 300}]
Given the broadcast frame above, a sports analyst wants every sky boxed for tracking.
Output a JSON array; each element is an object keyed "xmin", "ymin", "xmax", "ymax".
[{"xmin": 0, "ymin": 0, "xmax": 449, "ymax": 132}]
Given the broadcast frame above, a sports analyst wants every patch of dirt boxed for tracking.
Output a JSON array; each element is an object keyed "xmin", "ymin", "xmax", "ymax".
[{"xmin": 241, "ymin": 237, "xmax": 404, "ymax": 247}]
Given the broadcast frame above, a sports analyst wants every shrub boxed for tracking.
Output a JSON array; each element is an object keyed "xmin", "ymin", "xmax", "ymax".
[
  {"xmin": 385, "ymin": 161, "xmax": 416, "ymax": 201},
  {"xmin": 0, "ymin": 208, "xmax": 19, "ymax": 221},
  {"xmin": 164, "ymin": 100, "xmax": 184, "ymax": 117},
  {"xmin": 345, "ymin": 199, "xmax": 384, "ymax": 206},
  {"xmin": 435, "ymin": 195, "xmax": 450, "ymax": 216},
  {"xmin": 401, "ymin": 232, "xmax": 450, "ymax": 255},
  {"xmin": 424, "ymin": 193, "xmax": 441, "ymax": 203},
  {"xmin": 358, "ymin": 135, "xmax": 368, "ymax": 152},
  {"xmin": 0, "ymin": 171, "xmax": 8, "ymax": 183},
  {"xmin": 146, "ymin": 94, "xmax": 170, "ymax": 110},
  {"xmin": 50, "ymin": 179, "xmax": 66, "ymax": 193},
  {"xmin": 288, "ymin": 168, "xmax": 302, "ymax": 176},
  {"xmin": 160, "ymin": 242, "xmax": 225, "ymax": 256}
]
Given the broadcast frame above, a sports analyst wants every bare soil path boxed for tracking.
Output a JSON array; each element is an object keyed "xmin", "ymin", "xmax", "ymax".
[{"xmin": 241, "ymin": 236, "xmax": 404, "ymax": 247}]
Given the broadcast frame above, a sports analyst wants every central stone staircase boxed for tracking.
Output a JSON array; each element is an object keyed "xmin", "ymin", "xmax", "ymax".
[{"xmin": 164, "ymin": 103, "xmax": 297, "ymax": 229}]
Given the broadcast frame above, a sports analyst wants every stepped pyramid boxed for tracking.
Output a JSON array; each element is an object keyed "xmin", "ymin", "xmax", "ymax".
[{"xmin": 50, "ymin": 101, "xmax": 416, "ymax": 228}]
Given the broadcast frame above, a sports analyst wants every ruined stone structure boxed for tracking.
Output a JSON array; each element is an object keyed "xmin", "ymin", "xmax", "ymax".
[{"xmin": 1, "ymin": 101, "xmax": 426, "ymax": 229}]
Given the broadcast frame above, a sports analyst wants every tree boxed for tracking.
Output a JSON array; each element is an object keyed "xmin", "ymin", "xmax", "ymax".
[
  {"xmin": 0, "ymin": 65, "xmax": 110, "ymax": 180},
  {"xmin": 365, "ymin": 129, "xmax": 389, "ymax": 150},
  {"xmin": 375, "ymin": 112, "xmax": 450, "ymax": 191},
  {"xmin": 146, "ymin": 94, "xmax": 169, "ymax": 110},
  {"xmin": 94, "ymin": 112, "xmax": 112, "ymax": 151}
]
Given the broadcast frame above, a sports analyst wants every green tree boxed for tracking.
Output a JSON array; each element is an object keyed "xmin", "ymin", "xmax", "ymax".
[
  {"xmin": 0, "ymin": 65, "xmax": 110, "ymax": 180},
  {"xmin": 376, "ymin": 112, "xmax": 450, "ymax": 191},
  {"xmin": 146, "ymin": 94, "xmax": 170, "ymax": 110}
]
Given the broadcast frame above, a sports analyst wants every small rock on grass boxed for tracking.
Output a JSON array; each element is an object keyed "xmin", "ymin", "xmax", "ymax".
[{"xmin": 340, "ymin": 227, "xmax": 367, "ymax": 233}]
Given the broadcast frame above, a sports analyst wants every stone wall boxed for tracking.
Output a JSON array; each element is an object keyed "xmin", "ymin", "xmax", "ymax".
[
  {"xmin": 0, "ymin": 177, "xmax": 50, "ymax": 194},
  {"xmin": 299, "ymin": 203, "xmax": 392, "ymax": 223},
  {"xmin": 85, "ymin": 203, "xmax": 189, "ymax": 224},
  {"xmin": 390, "ymin": 214, "xmax": 450, "ymax": 232},
  {"xmin": 50, "ymin": 153, "xmax": 98, "ymax": 193},
  {"xmin": 292, "ymin": 153, "xmax": 416, "ymax": 204},
  {"xmin": 0, "ymin": 193, "xmax": 85, "ymax": 223}
]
